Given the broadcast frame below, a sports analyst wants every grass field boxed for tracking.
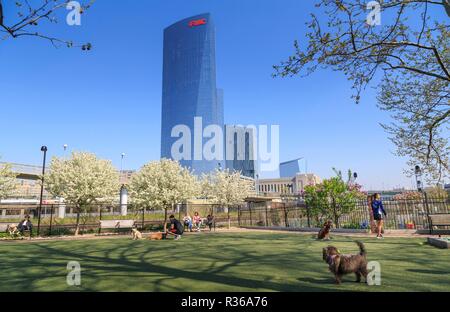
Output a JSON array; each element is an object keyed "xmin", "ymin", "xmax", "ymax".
[{"xmin": 0, "ymin": 232, "xmax": 449, "ymax": 292}]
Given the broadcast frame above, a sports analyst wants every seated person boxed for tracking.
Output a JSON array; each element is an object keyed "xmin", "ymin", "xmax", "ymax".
[
  {"xmin": 193, "ymin": 211, "xmax": 202, "ymax": 232},
  {"xmin": 183, "ymin": 215, "xmax": 193, "ymax": 232},
  {"xmin": 206, "ymin": 215, "xmax": 214, "ymax": 231},
  {"xmin": 166, "ymin": 215, "xmax": 184, "ymax": 240},
  {"xmin": 18, "ymin": 215, "xmax": 33, "ymax": 234}
]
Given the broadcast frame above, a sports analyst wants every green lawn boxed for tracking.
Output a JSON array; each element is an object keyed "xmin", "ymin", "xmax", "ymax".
[{"xmin": 0, "ymin": 232, "xmax": 449, "ymax": 292}]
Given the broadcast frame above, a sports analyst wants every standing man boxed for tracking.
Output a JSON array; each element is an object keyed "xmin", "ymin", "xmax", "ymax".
[
  {"xmin": 371, "ymin": 193, "xmax": 387, "ymax": 239},
  {"xmin": 167, "ymin": 215, "xmax": 184, "ymax": 240}
]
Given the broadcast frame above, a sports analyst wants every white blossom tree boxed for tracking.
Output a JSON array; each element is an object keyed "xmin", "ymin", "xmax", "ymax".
[
  {"xmin": 201, "ymin": 169, "xmax": 253, "ymax": 228},
  {"xmin": 0, "ymin": 160, "xmax": 17, "ymax": 200},
  {"xmin": 45, "ymin": 152, "xmax": 120, "ymax": 235},
  {"xmin": 129, "ymin": 159, "xmax": 199, "ymax": 231}
]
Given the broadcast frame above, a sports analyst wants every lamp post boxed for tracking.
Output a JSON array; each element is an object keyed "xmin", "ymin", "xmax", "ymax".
[
  {"xmin": 120, "ymin": 153, "xmax": 126, "ymax": 173},
  {"xmin": 415, "ymin": 165, "xmax": 432, "ymax": 234},
  {"xmin": 37, "ymin": 146, "xmax": 48, "ymax": 236},
  {"xmin": 414, "ymin": 165, "xmax": 423, "ymax": 192}
]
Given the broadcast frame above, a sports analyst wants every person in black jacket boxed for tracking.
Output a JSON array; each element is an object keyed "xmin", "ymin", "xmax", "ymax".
[
  {"xmin": 166, "ymin": 215, "xmax": 184, "ymax": 240},
  {"xmin": 18, "ymin": 215, "xmax": 33, "ymax": 234}
]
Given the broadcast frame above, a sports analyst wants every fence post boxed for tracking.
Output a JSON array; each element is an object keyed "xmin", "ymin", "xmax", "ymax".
[
  {"xmin": 249, "ymin": 204, "xmax": 253, "ymax": 226},
  {"xmin": 141, "ymin": 208, "xmax": 145, "ymax": 230},
  {"xmin": 423, "ymin": 192, "xmax": 432, "ymax": 234},
  {"xmin": 283, "ymin": 203, "xmax": 288, "ymax": 228},
  {"xmin": 265, "ymin": 203, "xmax": 269, "ymax": 227},
  {"xmin": 49, "ymin": 205, "xmax": 54, "ymax": 236},
  {"xmin": 238, "ymin": 206, "xmax": 241, "ymax": 227}
]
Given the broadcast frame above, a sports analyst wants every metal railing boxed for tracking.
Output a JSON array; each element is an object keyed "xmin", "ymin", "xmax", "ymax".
[{"xmin": 237, "ymin": 196, "xmax": 450, "ymax": 231}]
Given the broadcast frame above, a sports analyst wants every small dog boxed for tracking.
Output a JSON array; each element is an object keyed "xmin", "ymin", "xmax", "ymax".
[
  {"xmin": 322, "ymin": 241, "xmax": 368, "ymax": 284},
  {"xmin": 318, "ymin": 220, "xmax": 333, "ymax": 240},
  {"xmin": 148, "ymin": 232, "xmax": 167, "ymax": 240},
  {"xmin": 6, "ymin": 224, "xmax": 20, "ymax": 237},
  {"xmin": 131, "ymin": 228, "xmax": 143, "ymax": 240}
]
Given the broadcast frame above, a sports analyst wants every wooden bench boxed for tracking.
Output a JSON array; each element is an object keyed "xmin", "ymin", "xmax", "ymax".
[
  {"xmin": 429, "ymin": 214, "xmax": 450, "ymax": 234},
  {"xmin": 98, "ymin": 220, "xmax": 135, "ymax": 235}
]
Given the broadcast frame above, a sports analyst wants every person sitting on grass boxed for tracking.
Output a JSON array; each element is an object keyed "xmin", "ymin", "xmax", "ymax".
[
  {"xmin": 166, "ymin": 215, "xmax": 184, "ymax": 240},
  {"xmin": 183, "ymin": 215, "xmax": 193, "ymax": 232},
  {"xmin": 193, "ymin": 211, "xmax": 202, "ymax": 232},
  {"xmin": 18, "ymin": 215, "xmax": 33, "ymax": 235}
]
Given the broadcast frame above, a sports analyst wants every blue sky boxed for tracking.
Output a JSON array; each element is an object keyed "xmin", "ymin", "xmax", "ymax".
[{"xmin": 0, "ymin": 0, "xmax": 434, "ymax": 190}]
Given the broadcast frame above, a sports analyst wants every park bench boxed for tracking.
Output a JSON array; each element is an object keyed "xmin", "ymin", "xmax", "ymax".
[
  {"xmin": 429, "ymin": 214, "xmax": 450, "ymax": 234},
  {"xmin": 98, "ymin": 220, "xmax": 135, "ymax": 235}
]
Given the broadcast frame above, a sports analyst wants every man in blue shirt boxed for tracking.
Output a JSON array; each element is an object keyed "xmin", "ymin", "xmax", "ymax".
[{"xmin": 371, "ymin": 193, "xmax": 387, "ymax": 238}]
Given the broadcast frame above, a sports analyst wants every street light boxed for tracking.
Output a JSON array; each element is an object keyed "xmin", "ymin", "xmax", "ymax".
[
  {"xmin": 120, "ymin": 153, "xmax": 126, "ymax": 172},
  {"xmin": 37, "ymin": 146, "xmax": 48, "ymax": 236},
  {"xmin": 415, "ymin": 165, "xmax": 423, "ymax": 192}
]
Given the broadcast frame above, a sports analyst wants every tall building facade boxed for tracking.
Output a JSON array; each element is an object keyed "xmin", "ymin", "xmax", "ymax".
[
  {"xmin": 280, "ymin": 159, "xmax": 301, "ymax": 178},
  {"xmin": 225, "ymin": 125, "xmax": 256, "ymax": 178},
  {"xmin": 161, "ymin": 13, "xmax": 224, "ymax": 175}
]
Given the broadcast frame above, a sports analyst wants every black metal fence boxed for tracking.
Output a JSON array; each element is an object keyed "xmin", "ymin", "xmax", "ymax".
[
  {"xmin": 1, "ymin": 196, "xmax": 449, "ymax": 236},
  {"xmin": 238, "ymin": 196, "xmax": 450, "ymax": 231},
  {"xmin": 0, "ymin": 203, "xmax": 241, "ymax": 236}
]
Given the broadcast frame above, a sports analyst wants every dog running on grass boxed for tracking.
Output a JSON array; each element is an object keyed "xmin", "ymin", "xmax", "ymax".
[
  {"xmin": 131, "ymin": 228, "xmax": 143, "ymax": 240},
  {"xmin": 318, "ymin": 220, "xmax": 333, "ymax": 240},
  {"xmin": 148, "ymin": 232, "xmax": 167, "ymax": 240},
  {"xmin": 322, "ymin": 241, "xmax": 368, "ymax": 284}
]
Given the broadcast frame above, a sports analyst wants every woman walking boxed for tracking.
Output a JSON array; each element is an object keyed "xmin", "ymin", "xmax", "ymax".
[{"xmin": 371, "ymin": 193, "xmax": 387, "ymax": 239}]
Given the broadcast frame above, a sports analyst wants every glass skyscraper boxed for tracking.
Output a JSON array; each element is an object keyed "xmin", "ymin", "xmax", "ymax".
[{"xmin": 161, "ymin": 13, "xmax": 224, "ymax": 175}]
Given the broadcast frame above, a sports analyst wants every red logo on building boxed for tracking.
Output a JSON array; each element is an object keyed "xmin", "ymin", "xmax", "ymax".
[{"xmin": 189, "ymin": 18, "xmax": 207, "ymax": 28}]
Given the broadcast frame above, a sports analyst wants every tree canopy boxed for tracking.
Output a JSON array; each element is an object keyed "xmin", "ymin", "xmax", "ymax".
[{"xmin": 274, "ymin": 0, "xmax": 449, "ymax": 183}]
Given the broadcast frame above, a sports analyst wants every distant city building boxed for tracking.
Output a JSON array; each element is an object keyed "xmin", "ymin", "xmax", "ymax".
[
  {"xmin": 279, "ymin": 158, "xmax": 302, "ymax": 178},
  {"xmin": 161, "ymin": 13, "xmax": 224, "ymax": 175},
  {"xmin": 257, "ymin": 174, "xmax": 322, "ymax": 195},
  {"xmin": 224, "ymin": 125, "xmax": 256, "ymax": 178}
]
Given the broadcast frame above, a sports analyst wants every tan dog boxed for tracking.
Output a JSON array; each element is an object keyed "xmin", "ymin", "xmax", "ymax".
[
  {"xmin": 318, "ymin": 220, "xmax": 333, "ymax": 240},
  {"xmin": 7, "ymin": 224, "xmax": 20, "ymax": 237},
  {"xmin": 131, "ymin": 228, "xmax": 143, "ymax": 240},
  {"xmin": 148, "ymin": 232, "xmax": 166, "ymax": 240}
]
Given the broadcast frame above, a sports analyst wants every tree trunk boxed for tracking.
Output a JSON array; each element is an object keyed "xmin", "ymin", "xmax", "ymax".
[
  {"xmin": 163, "ymin": 207, "xmax": 168, "ymax": 232},
  {"xmin": 227, "ymin": 205, "xmax": 231, "ymax": 229},
  {"xmin": 75, "ymin": 207, "xmax": 81, "ymax": 236}
]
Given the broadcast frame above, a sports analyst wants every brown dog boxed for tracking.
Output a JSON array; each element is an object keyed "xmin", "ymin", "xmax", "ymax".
[
  {"xmin": 148, "ymin": 232, "xmax": 167, "ymax": 240},
  {"xmin": 318, "ymin": 220, "xmax": 333, "ymax": 240},
  {"xmin": 322, "ymin": 241, "xmax": 368, "ymax": 284}
]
